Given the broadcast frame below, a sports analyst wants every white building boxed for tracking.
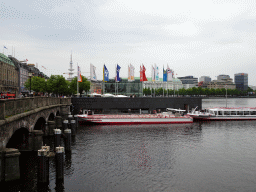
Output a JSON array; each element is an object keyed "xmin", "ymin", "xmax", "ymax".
[{"xmin": 144, "ymin": 78, "xmax": 183, "ymax": 90}]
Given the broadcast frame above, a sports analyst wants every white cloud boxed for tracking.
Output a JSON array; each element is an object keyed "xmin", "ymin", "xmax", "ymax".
[{"xmin": 1, "ymin": 0, "xmax": 256, "ymax": 85}]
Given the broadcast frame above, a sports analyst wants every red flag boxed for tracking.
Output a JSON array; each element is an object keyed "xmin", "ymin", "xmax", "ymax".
[
  {"xmin": 140, "ymin": 64, "xmax": 147, "ymax": 81},
  {"xmin": 140, "ymin": 65, "xmax": 143, "ymax": 81}
]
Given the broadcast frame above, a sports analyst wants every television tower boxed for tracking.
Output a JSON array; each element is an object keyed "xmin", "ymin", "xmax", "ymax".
[{"xmin": 67, "ymin": 52, "xmax": 74, "ymax": 81}]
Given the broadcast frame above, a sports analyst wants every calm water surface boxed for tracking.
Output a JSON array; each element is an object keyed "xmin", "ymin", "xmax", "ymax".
[{"xmin": 9, "ymin": 98, "xmax": 256, "ymax": 191}]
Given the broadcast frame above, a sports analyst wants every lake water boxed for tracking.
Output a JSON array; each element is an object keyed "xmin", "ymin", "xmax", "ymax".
[{"xmin": 6, "ymin": 98, "xmax": 256, "ymax": 192}]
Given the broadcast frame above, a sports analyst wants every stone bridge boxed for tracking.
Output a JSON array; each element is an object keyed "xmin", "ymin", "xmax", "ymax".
[{"xmin": 0, "ymin": 97, "xmax": 71, "ymax": 150}]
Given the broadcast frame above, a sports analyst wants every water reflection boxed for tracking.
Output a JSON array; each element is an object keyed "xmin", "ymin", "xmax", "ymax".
[
  {"xmin": 7, "ymin": 98, "xmax": 256, "ymax": 192},
  {"xmin": 64, "ymin": 123, "xmax": 203, "ymax": 191}
]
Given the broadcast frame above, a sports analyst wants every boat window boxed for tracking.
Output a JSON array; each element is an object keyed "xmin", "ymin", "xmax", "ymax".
[
  {"xmin": 251, "ymin": 111, "xmax": 256, "ymax": 115},
  {"xmin": 244, "ymin": 111, "xmax": 249, "ymax": 115},
  {"xmin": 218, "ymin": 111, "xmax": 223, "ymax": 115},
  {"xmin": 238, "ymin": 111, "xmax": 243, "ymax": 115},
  {"xmin": 224, "ymin": 111, "xmax": 230, "ymax": 115},
  {"xmin": 231, "ymin": 111, "xmax": 236, "ymax": 115}
]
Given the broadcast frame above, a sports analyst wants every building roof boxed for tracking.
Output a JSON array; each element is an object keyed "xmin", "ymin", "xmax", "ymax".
[{"xmin": 0, "ymin": 53, "xmax": 15, "ymax": 66}]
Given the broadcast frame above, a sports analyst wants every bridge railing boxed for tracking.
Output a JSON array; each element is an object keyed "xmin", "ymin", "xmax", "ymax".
[{"xmin": 0, "ymin": 97, "xmax": 71, "ymax": 120}]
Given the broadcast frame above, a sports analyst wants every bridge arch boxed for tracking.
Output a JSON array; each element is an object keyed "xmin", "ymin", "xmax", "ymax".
[
  {"xmin": 6, "ymin": 128, "xmax": 29, "ymax": 150},
  {"xmin": 48, "ymin": 112, "xmax": 55, "ymax": 121},
  {"xmin": 56, "ymin": 110, "xmax": 60, "ymax": 116},
  {"xmin": 34, "ymin": 117, "xmax": 46, "ymax": 132}
]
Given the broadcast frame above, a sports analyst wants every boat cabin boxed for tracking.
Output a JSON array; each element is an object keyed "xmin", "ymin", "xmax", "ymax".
[{"xmin": 206, "ymin": 108, "xmax": 256, "ymax": 116}]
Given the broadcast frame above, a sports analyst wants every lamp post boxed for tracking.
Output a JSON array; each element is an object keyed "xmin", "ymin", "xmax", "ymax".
[
  {"xmin": 28, "ymin": 72, "xmax": 33, "ymax": 96},
  {"xmin": 225, "ymin": 85, "xmax": 227, "ymax": 108}
]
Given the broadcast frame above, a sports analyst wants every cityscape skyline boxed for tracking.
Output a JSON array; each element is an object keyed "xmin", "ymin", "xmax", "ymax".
[{"xmin": 1, "ymin": 0, "xmax": 256, "ymax": 85}]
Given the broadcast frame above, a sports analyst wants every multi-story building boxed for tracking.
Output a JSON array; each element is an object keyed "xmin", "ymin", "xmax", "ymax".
[
  {"xmin": 199, "ymin": 76, "xmax": 211, "ymax": 83},
  {"xmin": 144, "ymin": 78, "xmax": 183, "ymax": 91},
  {"xmin": 8, "ymin": 56, "xmax": 30, "ymax": 94},
  {"xmin": 207, "ymin": 74, "xmax": 236, "ymax": 89},
  {"xmin": 0, "ymin": 53, "xmax": 19, "ymax": 96},
  {"xmin": 234, "ymin": 73, "xmax": 248, "ymax": 91},
  {"xmin": 178, "ymin": 76, "xmax": 198, "ymax": 84},
  {"xmin": 177, "ymin": 76, "xmax": 198, "ymax": 89},
  {"xmin": 217, "ymin": 74, "xmax": 233, "ymax": 82},
  {"xmin": 207, "ymin": 81, "xmax": 236, "ymax": 89},
  {"xmin": 198, "ymin": 76, "xmax": 211, "ymax": 88},
  {"xmin": 8, "ymin": 56, "xmax": 48, "ymax": 95}
]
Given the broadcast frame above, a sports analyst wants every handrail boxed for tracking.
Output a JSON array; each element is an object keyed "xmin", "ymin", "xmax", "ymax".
[{"xmin": 0, "ymin": 97, "xmax": 71, "ymax": 120}]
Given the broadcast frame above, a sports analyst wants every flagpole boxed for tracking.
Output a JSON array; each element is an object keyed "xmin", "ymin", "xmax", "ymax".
[
  {"xmin": 77, "ymin": 63, "xmax": 79, "ymax": 97},
  {"xmin": 103, "ymin": 64, "xmax": 104, "ymax": 95},
  {"xmin": 166, "ymin": 82, "xmax": 168, "ymax": 97}
]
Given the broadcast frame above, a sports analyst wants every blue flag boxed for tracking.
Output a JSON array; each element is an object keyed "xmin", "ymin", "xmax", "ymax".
[
  {"xmin": 4, "ymin": 46, "xmax": 7, "ymax": 49},
  {"xmin": 103, "ymin": 64, "xmax": 109, "ymax": 82},
  {"xmin": 115, "ymin": 64, "xmax": 121, "ymax": 82},
  {"xmin": 163, "ymin": 67, "xmax": 167, "ymax": 82}
]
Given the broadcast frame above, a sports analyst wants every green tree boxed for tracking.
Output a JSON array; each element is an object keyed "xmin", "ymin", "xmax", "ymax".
[
  {"xmin": 179, "ymin": 88, "xmax": 186, "ymax": 96},
  {"xmin": 24, "ymin": 76, "xmax": 47, "ymax": 93},
  {"xmin": 168, "ymin": 89, "xmax": 174, "ymax": 96},
  {"xmin": 70, "ymin": 76, "xmax": 90, "ymax": 95},
  {"xmin": 46, "ymin": 75, "xmax": 70, "ymax": 96},
  {"xmin": 204, "ymin": 88, "xmax": 210, "ymax": 96},
  {"xmin": 143, "ymin": 88, "xmax": 151, "ymax": 95}
]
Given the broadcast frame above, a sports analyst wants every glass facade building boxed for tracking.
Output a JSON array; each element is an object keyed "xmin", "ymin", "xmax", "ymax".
[
  {"xmin": 234, "ymin": 73, "xmax": 248, "ymax": 91},
  {"xmin": 103, "ymin": 77, "xmax": 143, "ymax": 97}
]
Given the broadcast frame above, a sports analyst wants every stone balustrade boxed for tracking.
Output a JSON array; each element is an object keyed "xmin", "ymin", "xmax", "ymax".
[{"xmin": 0, "ymin": 97, "xmax": 71, "ymax": 120}]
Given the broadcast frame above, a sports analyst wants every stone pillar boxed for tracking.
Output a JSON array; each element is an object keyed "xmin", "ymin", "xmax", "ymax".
[
  {"xmin": 55, "ymin": 116, "xmax": 62, "ymax": 129},
  {"xmin": 44, "ymin": 122, "xmax": 49, "ymax": 136},
  {"xmin": 48, "ymin": 121, "xmax": 56, "ymax": 136},
  {"xmin": 60, "ymin": 106, "xmax": 69, "ymax": 120},
  {"xmin": 0, "ymin": 148, "xmax": 21, "ymax": 182},
  {"xmin": 28, "ymin": 130, "xmax": 44, "ymax": 151},
  {"xmin": 0, "ymin": 100, "xmax": 5, "ymax": 120},
  {"xmin": 74, "ymin": 115, "xmax": 78, "ymax": 129}
]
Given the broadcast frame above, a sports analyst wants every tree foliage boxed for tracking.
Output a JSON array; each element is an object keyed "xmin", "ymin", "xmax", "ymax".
[
  {"xmin": 143, "ymin": 86, "xmax": 253, "ymax": 97},
  {"xmin": 24, "ymin": 76, "xmax": 47, "ymax": 93},
  {"xmin": 46, "ymin": 75, "xmax": 70, "ymax": 96},
  {"xmin": 70, "ymin": 76, "xmax": 90, "ymax": 95}
]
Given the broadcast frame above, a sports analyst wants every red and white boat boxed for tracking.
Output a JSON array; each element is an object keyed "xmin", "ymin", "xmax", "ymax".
[
  {"xmin": 77, "ymin": 109, "xmax": 193, "ymax": 125},
  {"xmin": 188, "ymin": 107, "xmax": 256, "ymax": 121}
]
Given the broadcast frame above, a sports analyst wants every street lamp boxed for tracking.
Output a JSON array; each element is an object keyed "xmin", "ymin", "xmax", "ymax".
[
  {"xmin": 28, "ymin": 72, "xmax": 33, "ymax": 96},
  {"xmin": 225, "ymin": 85, "xmax": 227, "ymax": 108}
]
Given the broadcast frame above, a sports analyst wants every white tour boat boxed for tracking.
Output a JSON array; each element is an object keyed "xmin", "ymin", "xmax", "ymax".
[
  {"xmin": 188, "ymin": 107, "xmax": 256, "ymax": 121},
  {"xmin": 77, "ymin": 108, "xmax": 193, "ymax": 125}
]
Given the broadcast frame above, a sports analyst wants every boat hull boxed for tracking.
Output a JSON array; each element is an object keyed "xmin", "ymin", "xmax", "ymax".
[
  {"xmin": 78, "ymin": 114, "xmax": 193, "ymax": 125},
  {"xmin": 192, "ymin": 116, "xmax": 256, "ymax": 121}
]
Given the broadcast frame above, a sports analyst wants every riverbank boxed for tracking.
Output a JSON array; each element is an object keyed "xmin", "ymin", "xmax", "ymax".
[{"xmin": 204, "ymin": 96, "xmax": 256, "ymax": 99}]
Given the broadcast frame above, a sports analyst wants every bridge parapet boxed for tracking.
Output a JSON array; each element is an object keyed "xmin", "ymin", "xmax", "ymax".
[{"xmin": 0, "ymin": 97, "xmax": 71, "ymax": 120}]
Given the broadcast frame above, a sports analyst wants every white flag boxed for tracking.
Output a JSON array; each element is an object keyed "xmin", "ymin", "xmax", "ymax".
[
  {"xmin": 155, "ymin": 64, "xmax": 159, "ymax": 81},
  {"xmin": 167, "ymin": 64, "xmax": 173, "ymax": 81},
  {"xmin": 90, "ymin": 64, "xmax": 97, "ymax": 81},
  {"xmin": 128, "ymin": 64, "xmax": 135, "ymax": 81},
  {"xmin": 151, "ymin": 65, "xmax": 155, "ymax": 82}
]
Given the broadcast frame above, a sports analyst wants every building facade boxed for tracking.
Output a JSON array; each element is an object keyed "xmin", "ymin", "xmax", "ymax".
[
  {"xmin": 103, "ymin": 78, "xmax": 143, "ymax": 97},
  {"xmin": 234, "ymin": 73, "xmax": 248, "ymax": 91},
  {"xmin": 207, "ymin": 74, "xmax": 236, "ymax": 89},
  {"xmin": 8, "ymin": 56, "xmax": 30, "ymax": 94},
  {"xmin": 217, "ymin": 74, "xmax": 232, "ymax": 81},
  {"xmin": 199, "ymin": 76, "xmax": 211, "ymax": 83},
  {"xmin": 144, "ymin": 78, "xmax": 183, "ymax": 91},
  {"xmin": 177, "ymin": 76, "xmax": 198, "ymax": 86},
  {"xmin": 0, "ymin": 53, "xmax": 19, "ymax": 96}
]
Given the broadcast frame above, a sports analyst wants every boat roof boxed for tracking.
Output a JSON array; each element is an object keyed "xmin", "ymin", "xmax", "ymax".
[
  {"xmin": 207, "ymin": 107, "xmax": 256, "ymax": 111},
  {"xmin": 166, "ymin": 108, "xmax": 186, "ymax": 112}
]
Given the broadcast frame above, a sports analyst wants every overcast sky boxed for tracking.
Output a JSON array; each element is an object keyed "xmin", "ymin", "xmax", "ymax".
[{"xmin": 1, "ymin": 0, "xmax": 256, "ymax": 85}]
